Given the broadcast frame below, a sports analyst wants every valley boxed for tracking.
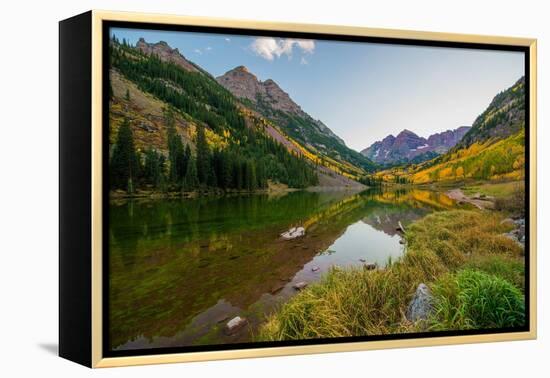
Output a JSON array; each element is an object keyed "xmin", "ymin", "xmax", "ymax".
[{"xmin": 107, "ymin": 33, "xmax": 527, "ymax": 350}]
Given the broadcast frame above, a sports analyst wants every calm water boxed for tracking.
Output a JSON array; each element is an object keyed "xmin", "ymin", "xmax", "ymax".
[{"xmin": 109, "ymin": 188, "xmax": 457, "ymax": 350}]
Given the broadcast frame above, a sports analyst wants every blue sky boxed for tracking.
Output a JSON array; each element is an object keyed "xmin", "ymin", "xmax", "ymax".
[{"xmin": 111, "ymin": 27, "xmax": 524, "ymax": 151}]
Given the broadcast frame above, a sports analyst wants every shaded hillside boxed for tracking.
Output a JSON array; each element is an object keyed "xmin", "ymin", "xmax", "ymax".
[{"xmin": 109, "ymin": 37, "xmax": 319, "ymax": 192}]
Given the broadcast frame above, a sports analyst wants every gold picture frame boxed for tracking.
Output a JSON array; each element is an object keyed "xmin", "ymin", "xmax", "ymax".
[{"xmin": 59, "ymin": 9, "xmax": 537, "ymax": 368}]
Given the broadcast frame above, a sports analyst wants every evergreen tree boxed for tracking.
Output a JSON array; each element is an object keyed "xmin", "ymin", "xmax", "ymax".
[
  {"xmin": 110, "ymin": 118, "xmax": 139, "ymax": 191},
  {"xmin": 165, "ymin": 107, "xmax": 186, "ymax": 185},
  {"xmin": 143, "ymin": 148, "xmax": 165, "ymax": 187},
  {"xmin": 183, "ymin": 156, "xmax": 199, "ymax": 191},
  {"xmin": 196, "ymin": 124, "xmax": 211, "ymax": 186}
]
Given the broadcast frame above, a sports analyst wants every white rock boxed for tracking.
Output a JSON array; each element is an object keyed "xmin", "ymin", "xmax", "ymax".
[
  {"xmin": 281, "ymin": 226, "xmax": 306, "ymax": 240},
  {"xmin": 293, "ymin": 281, "xmax": 308, "ymax": 290},
  {"xmin": 225, "ymin": 316, "xmax": 247, "ymax": 335}
]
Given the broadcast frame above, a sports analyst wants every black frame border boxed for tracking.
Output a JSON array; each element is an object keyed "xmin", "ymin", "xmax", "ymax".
[{"xmin": 101, "ymin": 20, "xmax": 531, "ymax": 359}]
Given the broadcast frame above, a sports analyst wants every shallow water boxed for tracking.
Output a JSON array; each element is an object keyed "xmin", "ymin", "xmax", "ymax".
[{"xmin": 108, "ymin": 187, "xmax": 457, "ymax": 350}]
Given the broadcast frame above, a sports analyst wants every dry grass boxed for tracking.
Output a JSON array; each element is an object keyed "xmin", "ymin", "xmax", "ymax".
[{"xmin": 258, "ymin": 210, "xmax": 524, "ymax": 341}]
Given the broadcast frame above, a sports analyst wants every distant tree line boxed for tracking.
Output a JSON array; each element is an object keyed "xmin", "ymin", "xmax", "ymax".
[{"xmin": 359, "ymin": 175, "xmax": 383, "ymax": 187}]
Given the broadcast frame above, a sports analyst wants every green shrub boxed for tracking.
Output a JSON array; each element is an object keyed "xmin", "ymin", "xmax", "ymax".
[{"xmin": 430, "ymin": 269, "xmax": 525, "ymax": 330}]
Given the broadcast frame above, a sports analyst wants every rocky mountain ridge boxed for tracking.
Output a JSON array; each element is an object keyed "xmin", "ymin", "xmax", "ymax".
[
  {"xmin": 217, "ymin": 65, "xmax": 374, "ymax": 172},
  {"xmin": 135, "ymin": 38, "xmax": 201, "ymax": 73},
  {"xmin": 361, "ymin": 126, "xmax": 471, "ymax": 165}
]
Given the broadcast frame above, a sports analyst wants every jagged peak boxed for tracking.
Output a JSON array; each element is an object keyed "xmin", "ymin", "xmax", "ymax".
[
  {"xmin": 397, "ymin": 129, "xmax": 419, "ymax": 137},
  {"xmin": 133, "ymin": 37, "xmax": 199, "ymax": 73},
  {"xmin": 225, "ymin": 65, "xmax": 253, "ymax": 75},
  {"xmin": 234, "ymin": 65, "xmax": 249, "ymax": 72}
]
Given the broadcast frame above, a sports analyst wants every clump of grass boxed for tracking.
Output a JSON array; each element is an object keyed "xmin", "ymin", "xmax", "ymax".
[
  {"xmin": 406, "ymin": 210, "xmax": 521, "ymax": 263},
  {"xmin": 429, "ymin": 269, "xmax": 525, "ymax": 330},
  {"xmin": 463, "ymin": 255, "xmax": 525, "ymax": 291},
  {"xmin": 259, "ymin": 210, "xmax": 524, "ymax": 340},
  {"xmin": 259, "ymin": 265, "xmax": 419, "ymax": 341},
  {"xmin": 462, "ymin": 181, "xmax": 522, "ymax": 199}
]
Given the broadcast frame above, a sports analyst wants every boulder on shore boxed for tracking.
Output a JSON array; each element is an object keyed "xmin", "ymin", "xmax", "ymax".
[
  {"xmin": 293, "ymin": 281, "xmax": 308, "ymax": 290},
  {"xmin": 406, "ymin": 283, "xmax": 433, "ymax": 323},
  {"xmin": 281, "ymin": 227, "xmax": 306, "ymax": 240},
  {"xmin": 224, "ymin": 316, "xmax": 248, "ymax": 335}
]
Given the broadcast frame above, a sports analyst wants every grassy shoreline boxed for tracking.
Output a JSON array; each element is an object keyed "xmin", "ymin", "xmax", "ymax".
[{"xmin": 258, "ymin": 208, "xmax": 525, "ymax": 341}]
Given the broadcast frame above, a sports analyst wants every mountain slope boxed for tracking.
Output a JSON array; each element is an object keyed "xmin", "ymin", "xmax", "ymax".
[
  {"xmin": 217, "ymin": 66, "xmax": 375, "ymax": 175},
  {"xmin": 457, "ymin": 76, "xmax": 525, "ymax": 148},
  {"xmin": 108, "ymin": 37, "xmax": 366, "ymax": 191},
  {"xmin": 361, "ymin": 126, "xmax": 470, "ymax": 166}
]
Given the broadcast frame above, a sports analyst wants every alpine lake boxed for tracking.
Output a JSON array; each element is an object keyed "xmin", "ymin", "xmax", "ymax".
[{"xmin": 109, "ymin": 187, "xmax": 459, "ymax": 350}]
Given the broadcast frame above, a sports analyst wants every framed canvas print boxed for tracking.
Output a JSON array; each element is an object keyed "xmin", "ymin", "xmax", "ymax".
[{"xmin": 59, "ymin": 10, "xmax": 537, "ymax": 368}]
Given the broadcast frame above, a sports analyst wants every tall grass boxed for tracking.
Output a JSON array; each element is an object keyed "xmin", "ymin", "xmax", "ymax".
[
  {"xmin": 259, "ymin": 210, "xmax": 524, "ymax": 340},
  {"xmin": 429, "ymin": 270, "xmax": 525, "ymax": 330}
]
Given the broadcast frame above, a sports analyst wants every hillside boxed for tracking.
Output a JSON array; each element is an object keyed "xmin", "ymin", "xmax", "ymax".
[
  {"xmin": 457, "ymin": 76, "xmax": 525, "ymax": 148},
  {"xmin": 108, "ymin": 37, "xmax": 367, "ymax": 194},
  {"xmin": 217, "ymin": 66, "xmax": 375, "ymax": 175},
  {"xmin": 361, "ymin": 126, "xmax": 470, "ymax": 166},
  {"xmin": 375, "ymin": 78, "xmax": 525, "ymax": 184}
]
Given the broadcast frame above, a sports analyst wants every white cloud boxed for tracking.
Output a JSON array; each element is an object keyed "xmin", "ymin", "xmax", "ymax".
[
  {"xmin": 205, "ymin": 46, "xmax": 212, "ymax": 51},
  {"xmin": 225, "ymin": 37, "xmax": 231, "ymax": 42},
  {"xmin": 300, "ymin": 57, "xmax": 309, "ymax": 65},
  {"xmin": 194, "ymin": 49, "xmax": 202, "ymax": 55},
  {"xmin": 250, "ymin": 37, "xmax": 315, "ymax": 61},
  {"xmin": 296, "ymin": 40, "xmax": 315, "ymax": 54}
]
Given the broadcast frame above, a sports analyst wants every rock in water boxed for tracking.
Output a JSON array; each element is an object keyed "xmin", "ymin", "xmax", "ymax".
[
  {"xmin": 281, "ymin": 226, "xmax": 305, "ymax": 240},
  {"xmin": 224, "ymin": 316, "xmax": 248, "ymax": 335},
  {"xmin": 406, "ymin": 283, "xmax": 433, "ymax": 322},
  {"xmin": 311, "ymin": 266, "xmax": 320, "ymax": 272},
  {"xmin": 293, "ymin": 281, "xmax": 308, "ymax": 290}
]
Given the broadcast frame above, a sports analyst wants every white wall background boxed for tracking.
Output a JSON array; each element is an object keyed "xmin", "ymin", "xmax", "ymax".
[{"xmin": 0, "ymin": 0, "xmax": 547, "ymax": 376}]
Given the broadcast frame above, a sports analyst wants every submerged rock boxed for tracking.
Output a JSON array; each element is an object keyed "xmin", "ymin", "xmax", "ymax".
[
  {"xmin": 293, "ymin": 281, "xmax": 308, "ymax": 290},
  {"xmin": 281, "ymin": 226, "xmax": 305, "ymax": 240},
  {"xmin": 270, "ymin": 283, "xmax": 286, "ymax": 294},
  {"xmin": 224, "ymin": 316, "xmax": 248, "ymax": 335},
  {"xmin": 311, "ymin": 266, "xmax": 320, "ymax": 272},
  {"xmin": 406, "ymin": 283, "xmax": 433, "ymax": 323}
]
